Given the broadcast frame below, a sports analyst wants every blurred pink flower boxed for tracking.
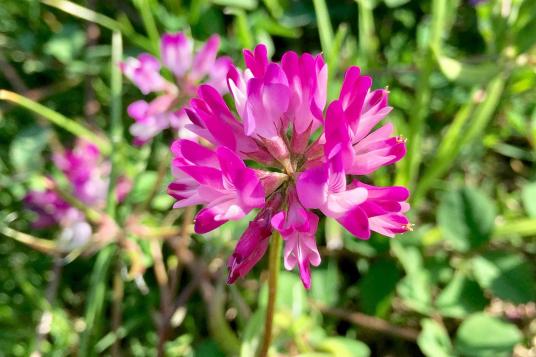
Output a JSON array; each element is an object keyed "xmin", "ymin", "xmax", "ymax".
[
  {"xmin": 168, "ymin": 44, "xmax": 410, "ymax": 288},
  {"xmin": 120, "ymin": 33, "xmax": 233, "ymax": 145},
  {"xmin": 25, "ymin": 140, "xmax": 131, "ymax": 250}
]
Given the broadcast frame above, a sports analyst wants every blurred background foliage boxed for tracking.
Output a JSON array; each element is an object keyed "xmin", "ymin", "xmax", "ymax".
[{"xmin": 0, "ymin": 0, "xmax": 535, "ymax": 356}]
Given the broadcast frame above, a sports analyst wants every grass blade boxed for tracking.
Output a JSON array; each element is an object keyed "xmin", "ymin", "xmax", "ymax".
[
  {"xmin": 313, "ymin": 0, "xmax": 334, "ymax": 57},
  {"xmin": 0, "ymin": 89, "xmax": 110, "ymax": 154},
  {"xmin": 41, "ymin": 0, "xmax": 153, "ymax": 52},
  {"xmin": 356, "ymin": 0, "xmax": 378, "ymax": 68}
]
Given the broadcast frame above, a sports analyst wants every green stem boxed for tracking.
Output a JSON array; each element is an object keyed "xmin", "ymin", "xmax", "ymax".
[
  {"xmin": 0, "ymin": 89, "xmax": 110, "ymax": 154},
  {"xmin": 79, "ymin": 245, "xmax": 116, "ymax": 357},
  {"xmin": 41, "ymin": 0, "xmax": 153, "ymax": 51},
  {"xmin": 356, "ymin": 0, "xmax": 378, "ymax": 68},
  {"xmin": 257, "ymin": 231, "xmax": 282, "ymax": 357},
  {"xmin": 106, "ymin": 31, "xmax": 123, "ymax": 217},
  {"xmin": 136, "ymin": 0, "xmax": 160, "ymax": 54},
  {"xmin": 108, "ymin": 31, "xmax": 124, "ymax": 357},
  {"xmin": 395, "ymin": 0, "xmax": 447, "ymax": 190},
  {"xmin": 494, "ymin": 218, "xmax": 536, "ymax": 238},
  {"xmin": 413, "ymin": 74, "xmax": 506, "ymax": 204},
  {"xmin": 312, "ymin": 0, "xmax": 334, "ymax": 56},
  {"xmin": 42, "ymin": 0, "xmax": 121, "ymax": 31}
]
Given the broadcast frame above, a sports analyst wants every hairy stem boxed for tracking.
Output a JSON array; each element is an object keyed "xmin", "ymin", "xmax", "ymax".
[{"xmin": 258, "ymin": 231, "xmax": 282, "ymax": 357}]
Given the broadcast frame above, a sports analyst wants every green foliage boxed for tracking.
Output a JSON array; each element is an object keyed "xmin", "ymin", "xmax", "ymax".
[
  {"xmin": 435, "ymin": 273, "xmax": 488, "ymax": 318},
  {"xmin": 418, "ymin": 319, "xmax": 455, "ymax": 357},
  {"xmin": 1, "ymin": 0, "xmax": 535, "ymax": 356},
  {"xmin": 472, "ymin": 252, "xmax": 535, "ymax": 304},
  {"xmin": 438, "ymin": 187, "xmax": 496, "ymax": 252},
  {"xmin": 9, "ymin": 125, "xmax": 50, "ymax": 174},
  {"xmin": 455, "ymin": 313, "xmax": 523, "ymax": 357}
]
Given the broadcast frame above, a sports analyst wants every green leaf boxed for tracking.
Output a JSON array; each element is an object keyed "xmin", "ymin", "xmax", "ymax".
[
  {"xmin": 44, "ymin": 23, "xmax": 86, "ymax": 63},
  {"xmin": 472, "ymin": 252, "xmax": 535, "ymax": 304},
  {"xmin": 316, "ymin": 337, "xmax": 370, "ymax": 357},
  {"xmin": 418, "ymin": 319, "xmax": 455, "ymax": 357},
  {"xmin": 258, "ymin": 271, "xmax": 307, "ymax": 316},
  {"xmin": 521, "ymin": 181, "xmax": 536, "ymax": 218},
  {"xmin": 311, "ymin": 259, "xmax": 340, "ymax": 307},
  {"xmin": 194, "ymin": 339, "xmax": 225, "ymax": 357},
  {"xmin": 127, "ymin": 171, "xmax": 158, "ymax": 204},
  {"xmin": 391, "ymin": 239, "xmax": 423, "ymax": 275},
  {"xmin": 436, "ymin": 55, "xmax": 500, "ymax": 86},
  {"xmin": 455, "ymin": 313, "xmax": 522, "ymax": 357},
  {"xmin": 358, "ymin": 260, "xmax": 401, "ymax": 317},
  {"xmin": 397, "ymin": 271, "xmax": 433, "ymax": 314},
  {"xmin": 384, "ymin": 0, "xmax": 410, "ymax": 8},
  {"xmin": 277, "ymin": 272, "xmax": 308, "ymax": 316},
  {"xmin": 9, "ymin": 125, "xmax": 50, "ymax": 173},
  {"xmin": 435, "ymin": 274, "xmax": 488, "ymax": 318},
  {"xmin": 437, "ymin": 187, "xmax": 496, "ymax": 252},
  {"xmin": 211, "ymin": 0, "xmax": 258, "ymax": 10},
  {"xmin": 239, "ymin": 309, "xmax": 264, "ymax": 357},
  {"xmin": 514, "ymin": 12, "xmax": 536, "ymax": 54}
]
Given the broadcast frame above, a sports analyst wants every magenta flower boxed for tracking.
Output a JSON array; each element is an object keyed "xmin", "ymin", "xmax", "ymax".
[
  {"xmin": 25, "ymin": 140, "xmax": 131, "ymax": 250},
  {"xmin": 120, "ymin": 33, "xmax": 233, "ymax": 145},
  {"xmin": 168, "ymin": 44, "xmax": 411, "ymax": 288}
]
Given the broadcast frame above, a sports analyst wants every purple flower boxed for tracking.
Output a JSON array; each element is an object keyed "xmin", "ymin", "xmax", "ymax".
[
  {"xmin": 167, "ymin": 140, "xmax": 265, "ymax": 234},
  {"xmin": 121, "ymin": 33, "xmax": 233, "ymax": 145},
  {"xmin": 168, "ymin": 44, "xmax": 411, "ymax": 288},
  {"xmin": 24, "ymin": 140, "xmax": 131, "ymax": 250}
]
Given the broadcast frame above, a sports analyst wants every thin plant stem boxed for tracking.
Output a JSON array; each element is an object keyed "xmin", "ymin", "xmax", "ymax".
[
  {"xmin": 107, "ymin": 31, "xmax": 123, "ymax": 216},
  {"xmin": 41, "ymin": 0, "xmax": 152, "ymax": 51},
  {"xmin": 79, "ymin": 31, "xmax": 123, "ymax": 357},
  {"xmin": 0, "ymin": 225, "xmax": 58, "ymax": 254},
  {"xmin": 137, "ymin": 0, "xmax": 160, "ymax": 54},
  {"xmin": 312, "ymin": 0, "xmax": 334, "ymax": 56},
  {"xmin": 395, "ymin": 0, "xmax": 448, "ymax": 191},
  {"xmin": 312, "ymin": 301, "xmax": 420, "ymax": 341},
  {"xmin": 356, "ymin": 0, "xmax": 378, "ymax": 68},
  {"xmin": 258, "ymin": 231, "xmax": 282, "ymax": 357},
  {"xmin": 0, "ymin": 89, "xmax": 110, "ymax": 154},
  {"xmin": 111, "ymin": 261, "xmax": 124, "ymax": 357},
  {"xmin": 32, "ymin": 256, "xmax": 63, "ymax": 357},
  {"xmin": 79, "ymin": 245, "xmax": 116, "ymax": 357},
  {"xmin": 108, "ymin": 31, "xmax": 124, "ymax": 357}
]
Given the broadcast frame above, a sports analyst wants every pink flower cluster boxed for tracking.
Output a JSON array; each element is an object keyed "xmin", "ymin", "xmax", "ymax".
[
  {"xmin": 120, "ymin": 33, "xmax": 233, "ymax": 145},
  {"xmin": 25, "ymin": 140, "xmax": 131, "ymax": 250},
  {"xmin": 168, "ymin": 44, "xmax": 411, "ymax": 288}
]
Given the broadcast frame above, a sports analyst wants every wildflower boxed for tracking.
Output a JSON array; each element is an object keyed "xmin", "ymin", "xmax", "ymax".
[
  {"xmin": 168, "ymin": 45, "xmax": 411, "ymax": 288},
  {"xmin": 121, "ymin": 33, "xmax": 233, "ymax": 145},
  {"xmin": 24, "ymin": 140, "xmax": 131, "ymax": 251}
]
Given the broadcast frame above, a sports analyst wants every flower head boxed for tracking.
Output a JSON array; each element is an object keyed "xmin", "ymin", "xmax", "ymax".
[
  {"xmin": 25, "ymin": 140, "xmax": 131, "ymax": 251},
  {"xmin": 121, "ymin": 33, "xmax": 233, "ymax": 145},
  {"xmin": 168, "ymin": 44, "xmax": 411, "ymax": 288}
]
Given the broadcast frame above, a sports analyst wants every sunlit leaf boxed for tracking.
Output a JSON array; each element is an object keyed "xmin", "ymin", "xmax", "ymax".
[
  {"xmin": 472, "ymin": 252, "xmax": 535, "ymax": 304},
  {"xmin": 437, "ymin": 187, "xmax": 496, "ymax": 252},
  {"xmin": 435, "ymin": 274, "xmax": 488, "ymax": 318},
  {"xmin": 455, "ymin": 313, "xmax": 522, "ymax": 357},
  {"xmin": 10, "ymin": 125, "xmax": 50, "ymax": 174},
  {"xmin": 418, "ymin": 319, "xmax": 455, "ymax": 357}
]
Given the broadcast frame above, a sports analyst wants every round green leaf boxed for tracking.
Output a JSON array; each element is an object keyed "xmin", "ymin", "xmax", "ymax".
[
  {"xmin": 436, "ymin": 274, "xmax": 488, "ymax": 318},
  {"xmin": 437, "ymin": 188, "xmax": 496, "ymax": 252},
  {"xmin": 455, "ymin": 313, "xmax": 522, "ymax": 357},
  {"xmin": 358, "ymin": 259, "xmax": 401, "ymax": 317},
  {"xmin": 9, "ymin": 125, "xmax": 50, "ymax": 174},
  {"xmin": 418, "ymin": 319, "xmax": 455, "ymax": 357},
  {"xmin": 472, "ymin": 252, "xmax": 535, "ymax": 304},
  {"xmin": 317, "ymin": 337, "xmax": 370, "ymax": 357},
  {"xmin": 397, "ymin": 271, "xmax": 433, "ymax": 314},
  {"xmin": 521, "ymin": 182, "xmax": 536, "ymax": 218}
]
